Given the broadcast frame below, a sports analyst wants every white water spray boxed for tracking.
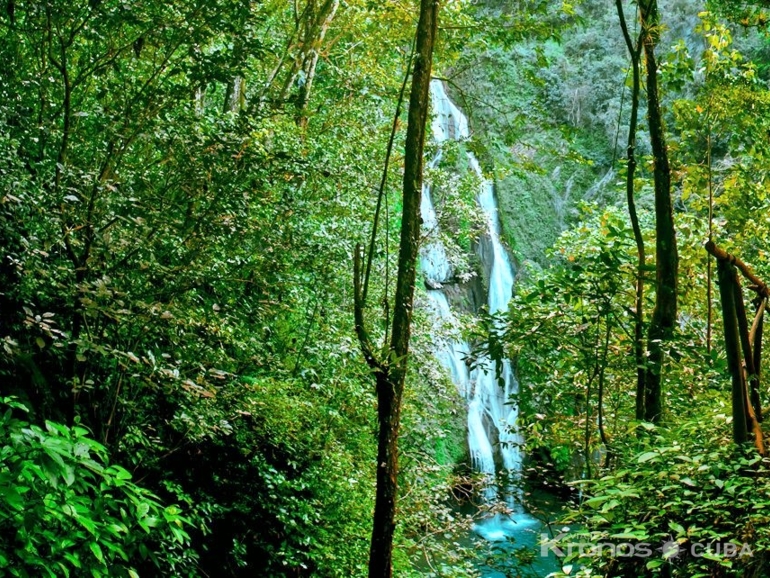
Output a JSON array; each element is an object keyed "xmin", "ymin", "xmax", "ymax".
[{"xmin": 421, "ymin": 81, "xmax": 526, "ymax": 518}]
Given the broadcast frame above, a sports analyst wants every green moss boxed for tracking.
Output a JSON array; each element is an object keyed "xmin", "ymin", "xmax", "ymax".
[{"xmin": 495, "ymin": 131, "xmax": 603, "ymax": 265}]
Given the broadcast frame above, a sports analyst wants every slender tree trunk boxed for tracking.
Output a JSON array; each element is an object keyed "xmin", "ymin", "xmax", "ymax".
[
  {"xmin": 640, "ymin": 0, "xmax": 678, "ymax": 423},
  {"xmin": 295, "ymin": 0, "xmax": 339, "ymax": 126},
  {"xmin": 278, "ymin": 0, "xmax": 339, "ymax": 118},
  {"xmin": 751, "ymin": 299, "xmax": 765, "ymax": 422},
  {"xmin": 734, "ymin": 281, "xmax": 761, "ymax": 426},
  {"xmin": 47, "ymin": 6, "xmax": 79, "ymax": 424},
  {"xmin": 706, "ymin": 120, "xmax": 714, "ymax": 356},
  {"xmin": 615, "ymin": 0, "xmax": 647, "ymax": 421},
  {"xmin": 707, "ymin": 256, "xmax": 713, "ymax": 354},
  {"xmin": 708, "ymin": 242, "xmax": 765, "ymax": 454},
  {"xmin": 583, "ymin": 366, "xmax": 597, "ymax": 481},
  {"xmin": 352, "ymin": 1, "xmax": 440, "ymax": 576},
  {"xmin": 598, "ymin": 316, "xmax": 612, "ymax": 466},
  {"xmin": 717, "ymin": 260, "xmax": 749, "ymax": 444},
  {"xmin": 223, "ymin": 76, "xmax": 245, "ymax": 113}
]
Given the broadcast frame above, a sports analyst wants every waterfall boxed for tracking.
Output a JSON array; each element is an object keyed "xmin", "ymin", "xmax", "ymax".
[
  {"xmin": 420, "ymin": 83, "xmax": 558, "ymax": 577},
  {"xmin": 421, "ymin": 80, "xmax": 523, "ymax": 511}
]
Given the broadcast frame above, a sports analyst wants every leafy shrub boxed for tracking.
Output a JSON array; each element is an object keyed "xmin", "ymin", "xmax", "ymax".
[
  {"xmin": 548, "ymin": 411, "xmax": 770, "ymax": 577},
  {"xmin": 0, "ymin": 398, "xmax": 196, "ymax": 577}
]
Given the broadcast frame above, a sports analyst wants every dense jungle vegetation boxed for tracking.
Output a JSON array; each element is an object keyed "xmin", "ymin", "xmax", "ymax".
[{"xmin": 4, "ymin": 0, "xmax": 770, "ymax": 576}]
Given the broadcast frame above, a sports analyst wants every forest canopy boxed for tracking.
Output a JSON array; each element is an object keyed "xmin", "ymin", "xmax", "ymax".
[{"xmin": 2, "ymin": 0, "xmax": 770, "ymax": 576}]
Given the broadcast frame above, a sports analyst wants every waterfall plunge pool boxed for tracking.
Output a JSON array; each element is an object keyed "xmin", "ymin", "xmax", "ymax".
[{"xmin": 461, "ymin": 486, "xmax": 566, "ymax": 577}]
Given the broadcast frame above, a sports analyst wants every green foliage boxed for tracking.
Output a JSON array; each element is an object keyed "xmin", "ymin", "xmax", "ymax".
[
  {"xmin": 450, "ymin": 8, "xmax": 624, "ymax": 265},
  {"xmin": 7, "ymin": 0, "xmax": 770, "ymax": 574},
  {"xmin": 473, "ymin": 5, "xmax": 770, "ymax": 575},
  {"xmin": 425, "ymin": 141, "xmax": 487, "ymax": 279},
  {"xmin": 552, "ymin": 411, "xmax": 770, "ymax": 577},
  {"xmin": 0, "ymin": 398, "xmax": 195, "ymax": 577},
  {"xmin": 396, "ymin": 342, "xmax": 479, "ymax": 577},
  {"xmin": 0, "ymin": 0, "xmax": 483, "ymax": 573},
  {"xmin": 485, "ymin": 206, "xmax": 638, "ymax": 478},
  {"xmin": 161, "ymin": 374, "xmax": 376, "ymax": 576},
  {"xmin": 671, "ymin": 10, "xmax": 770, "ymax": 277},
  {"xmin": 445, "ymin": 1, "xmax": 770, "ymax": 576},
  {"xmin": 489, "ymin": 199, "xmax": 728, "ymax": 474}
]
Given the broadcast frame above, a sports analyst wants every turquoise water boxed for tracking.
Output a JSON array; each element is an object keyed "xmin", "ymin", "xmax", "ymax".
[
  {"xmin": 467, "ymin": 488, "xmax": 567, "ymax": 578},
  {"xmin": 474, "ymin": 512, "xmax": 562, "ymax": 577}
]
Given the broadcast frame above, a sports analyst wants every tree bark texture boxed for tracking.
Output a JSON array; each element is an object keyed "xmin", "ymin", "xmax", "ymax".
[
  {"xmin": 352, "ymin": 1, "xmax": 440, "ymax": 576},
  {"xmin": 717, "ymin": 259, "xmax": 749, "ymax": 445},
  {"xmin": 708, "ymin": 242, "xmax": 765, "ymax": 454},
  {"xmin": 640, "ymin": 0, "xmax": 678, "ymax": 423}
]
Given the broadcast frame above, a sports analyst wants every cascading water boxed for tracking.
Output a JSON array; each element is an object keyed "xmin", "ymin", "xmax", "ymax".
[
  {"xmin": 421, "ymin": 81, "xmax": 540, "ymax": 548},
  {"xmin": 418, "ymin": 83, "xmax": 567, "ymax": 578}
]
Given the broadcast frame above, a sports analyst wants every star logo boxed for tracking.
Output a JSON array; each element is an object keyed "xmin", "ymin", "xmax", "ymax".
[{"xmin": 662, "ymin": 540, "xmax": 680, "ymax": 560}]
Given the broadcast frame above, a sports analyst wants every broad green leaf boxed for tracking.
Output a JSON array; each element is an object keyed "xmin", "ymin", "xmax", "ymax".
[{"xmin": 637, "ymin": 451, "xmax": 659, "ymax": 463}]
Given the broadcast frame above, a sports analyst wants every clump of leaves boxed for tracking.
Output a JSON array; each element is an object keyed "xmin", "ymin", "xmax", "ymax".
[
  {"xmin": 549, "ymin": 410, "xmax": 770, "ymax": 577},
  {"xmin": 0, "ymin": 397, "xmax": 196, "ymax": 577}
]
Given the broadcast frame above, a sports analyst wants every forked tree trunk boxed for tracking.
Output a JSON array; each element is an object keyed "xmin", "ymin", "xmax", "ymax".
[
  {"xmin": 640, "ymin": 0, "xmax": 678, "ymax": 423},
  {"xmin": 294, "ymin": 0, "xmax": 339, "ymax": 126},
  {"xmin": 277, "ymin": 0, "xmax": 340, "ymax": 122},
  {"xmin": 707, "ymin": 241, "xmax": 766, "ymax": 454},
  {"xmin": 353, "ymin": 1, "xmax": 440, "ymax": 576}
]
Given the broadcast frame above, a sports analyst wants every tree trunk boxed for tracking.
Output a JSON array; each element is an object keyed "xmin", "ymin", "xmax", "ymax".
[
  {"xmin": 223, "ymin": 77, "xmax": 245, "ymax": 113},
  {"xmin": 294, "ymin": 0, "xmax": 339, "ymax": 126},
  {"xmin": 615, "ymin": 0, "xmax": 647, "ymax": 421},
  {"xmin": 717, "ymin": 260, "xmax": 749, "ymax": 445},
  {"xmin": 751, "ymin": 299, "xmax": 765, "ymax": 422},
  {"xmin": 734, "ymin": 281, "xmax": 762, "ymax": 426},
  {"xmin": 707, "ymin": 242, "xmax": 766, "ymax": 454},
  {"xmin": 640, "ymin": 0, "xmax": 678, "ymax": 423},
  {"xmin": 278, "ymin": 0, "xmax": 339, "ymax": 117},
  {"xmin": 352, "ymin": 1, "xmax": 440, "ymax": 576},
  {"xmin": 598, "ymin": 318, "xmax": 612, "ymax": 466}
]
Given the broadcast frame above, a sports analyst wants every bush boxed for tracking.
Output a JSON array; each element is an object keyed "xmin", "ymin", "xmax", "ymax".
[
  {"xmin": 548, "ymin": 411, "xmax": 770, "ymax": 577},
  {"xmin": 0, "ymin": 398, "xmax": 196, "ymax": 577}
]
